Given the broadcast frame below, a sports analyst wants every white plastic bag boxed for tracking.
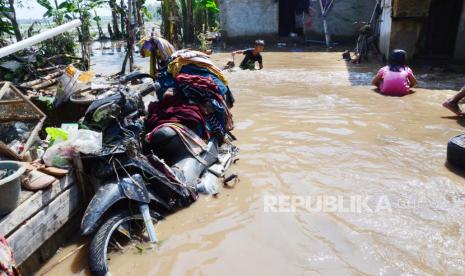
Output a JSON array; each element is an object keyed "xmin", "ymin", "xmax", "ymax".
[
  {"xmin": 70, "ymin": 129, "xmax": 102, "ymax": 155},
  {"xmin": 43, "ymin": 129, "xmax": 102, "ymax": 168}
]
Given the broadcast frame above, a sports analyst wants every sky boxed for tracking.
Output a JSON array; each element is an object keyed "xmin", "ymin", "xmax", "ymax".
[{"xmin": 15, "ymin": 0, "xmax": 159, "ymax": 19}]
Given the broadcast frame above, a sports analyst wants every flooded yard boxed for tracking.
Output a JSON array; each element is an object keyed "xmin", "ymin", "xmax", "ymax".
[{"xmin": 40, "ymin": 50, "xmax": 465, "ymax": 275}]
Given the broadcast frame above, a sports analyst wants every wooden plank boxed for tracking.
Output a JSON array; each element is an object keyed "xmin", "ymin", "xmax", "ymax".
[
  {"xmin": 7, "ymin": 184, "xmax": 81, "ymax": 265},
  {"xmin": 0, "ymin": 190, "xmax": 36, "ymax": 222},
  {"xmin": 0, "ymin": 174, "xmax": 74, "ymax": 237},
  {"xmin": 0, "ymin": 99, "xmax": 27, "ymax": 104},
  {"xmin": 17, "ymin": 190, "xmax": 35, "ymax": 205}
]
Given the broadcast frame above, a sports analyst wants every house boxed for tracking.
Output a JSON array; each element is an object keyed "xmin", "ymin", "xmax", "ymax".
[
  {"xmin": 378, "ymin": 0, "xmax": 465, "ymax": 62},
  {"xmin": 218, "ymin": 0, "xmax": 375, "ymax": 41}
]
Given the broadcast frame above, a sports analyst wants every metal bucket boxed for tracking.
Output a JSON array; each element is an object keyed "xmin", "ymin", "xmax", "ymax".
[{"xmin": 0, "ymin": 161, "xmax": 25, "ymax": 215}]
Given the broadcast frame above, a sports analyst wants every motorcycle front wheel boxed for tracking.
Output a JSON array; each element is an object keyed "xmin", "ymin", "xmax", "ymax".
[{"xmin": 88, "ymin": 210, "xmax": 162, "ymax": 276}]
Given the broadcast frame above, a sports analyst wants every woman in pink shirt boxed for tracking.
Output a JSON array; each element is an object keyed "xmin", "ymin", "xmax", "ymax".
[{"xmin": 372, "ymin": 49, "xmax": 417, "ymax": 96}]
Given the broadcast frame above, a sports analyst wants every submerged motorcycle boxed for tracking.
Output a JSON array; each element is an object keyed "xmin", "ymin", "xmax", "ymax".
[{"xmin": 78, "ymin": 73, "xmax": 237, "ymax": 275}]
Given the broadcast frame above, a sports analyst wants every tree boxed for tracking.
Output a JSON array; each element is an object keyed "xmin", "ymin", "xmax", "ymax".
[
  {"xmin": 0, "ymin": 0, "xmax": 22, "ymax": 41},
  {"xmin": 0, "ymin": 3, "xmax": 14, "ymax": 38},
  {"xmin": 160, "ymin": 0, "xmax": 219, "ymax": 45},
  {"xmin": 37, "ymin": 0, "xmax": 105, "ymax": 69},
  {"xmin": 108, "ymin": 0, "xmax": 121, "ymax": 39},
  {"xmin": 119, "ymin": 0, "xmax": 126, "ymax": 37},
  {"xmin": 93, "ymin": 10, "xmax": 104, "ymax": 40}
]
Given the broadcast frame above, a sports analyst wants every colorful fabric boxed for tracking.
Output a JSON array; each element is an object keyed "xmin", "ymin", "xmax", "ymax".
[
  {"xmin": 168, "ymin": 56, "xmax": 229, "ymax": 85},
  {"xmin": 171, "ymin": 49, "xmax": 209, "ymax": 60},
  {"xmin": 140, "ymin": 36, "xmax": 175, "ymax": 64},
  {"xmin": 145, "ymin": 94, "xmax": 208, "ymax": 140},
  {"xmin": 376, "ymin": 65, "xmax": 415, "ymax": 96},
  {"xmin": 0, "ymin": 236, "xmax": 18, "ymax": 276},
  {"xmin": 175, "ymin": 73, "xmax": 219, "ymax": 95},
  {"xmin": 140, "ymin": 36, "xmax": 175, "ymax": 77},
  {"xmin": 180, "ymin": 64, "xmax": 229, "ymax": 97},
  {"xmin": 176, "ymin": 76, "xmax": 234, "ymax": 134}
]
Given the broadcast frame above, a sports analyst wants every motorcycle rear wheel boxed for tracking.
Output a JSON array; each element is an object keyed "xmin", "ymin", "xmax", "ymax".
[{"xmin": 88, "ymin": 210, "xmax": 162, "ymax": 276}]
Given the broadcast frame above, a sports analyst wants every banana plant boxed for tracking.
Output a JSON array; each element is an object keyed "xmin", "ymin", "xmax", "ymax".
[{"xmin": 167, "ymin": 0, "xmax": 219, "ymax": 44}]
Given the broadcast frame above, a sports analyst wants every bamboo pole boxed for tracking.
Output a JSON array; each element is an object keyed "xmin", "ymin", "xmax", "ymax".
[{"xmin": 20, "ymin": 71, "xmax": 63, "ymax": 88}]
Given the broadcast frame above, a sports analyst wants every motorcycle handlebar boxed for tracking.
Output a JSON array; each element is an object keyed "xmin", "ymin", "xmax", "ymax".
[
  {"xmin": 120, "ymin": 72, "xmax": 153, "ymax": 84},
  {"xmin": 138, "ymin": 82, "xmax": 161, "ymax": 98}
]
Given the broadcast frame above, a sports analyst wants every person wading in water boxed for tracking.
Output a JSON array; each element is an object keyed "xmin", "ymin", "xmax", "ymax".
[{"xmin": 228, "ymin": 40, "xmax": 265, "ymax": 70}]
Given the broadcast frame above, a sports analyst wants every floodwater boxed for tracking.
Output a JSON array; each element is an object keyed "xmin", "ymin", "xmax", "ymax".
[{"xmin": 38, "ymin": 49, "xmax": 465, "ymax": 275}]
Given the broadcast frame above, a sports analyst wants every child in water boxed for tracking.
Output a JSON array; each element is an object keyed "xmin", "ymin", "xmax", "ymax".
[
  {"xmin": 230, "ymin": 40, "xmax": 265, "ymax": 70},
  {"xmin": 372, "ymin": 49, "xmax": 417, "ymax": 96}
]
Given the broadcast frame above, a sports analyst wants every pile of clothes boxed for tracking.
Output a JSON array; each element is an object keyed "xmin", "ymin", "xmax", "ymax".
[{"xmin": 146, "ymin": 50, "xmax": 235, "ymax": 144}]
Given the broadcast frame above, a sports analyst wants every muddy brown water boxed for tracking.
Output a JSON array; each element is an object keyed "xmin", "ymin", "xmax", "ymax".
[{"xmin": 38, "ymin": 51, "xmax": 465, "ymax": 275}]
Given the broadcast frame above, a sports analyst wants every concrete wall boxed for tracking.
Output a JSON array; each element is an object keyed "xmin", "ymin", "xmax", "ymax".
[
  {"xmin": 378, "ymin": 0, "xmax": 427, "ymax": 60},
  {"xmin": 454, "ymin": 3, "xmax": 465, "ymax": 61},
  {"xmin": 379, "ymin": 0, "xmax": 464, "ymax": 61},
  {"xmin": 389, "ymin": 20, "xmax": 423, "ymax": 60},
  {"xmin": 303, "ymin": 0, "xmax": 376, "ymax": 40},
  {"xmin": 218, "ymin": 0, "xmax": 278, "ymax": 38}
]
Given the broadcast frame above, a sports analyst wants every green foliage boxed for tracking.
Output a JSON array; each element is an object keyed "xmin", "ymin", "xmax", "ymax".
[
  {"xmin": 0, "ymin": 18, "xmax": 13, "ymax": 37},
  {"xmin": 39, "ymin": 31, "xmax": 76, "ymax": 57},
  {"xmin": 166, "ymin": 0, "xmax": 220, "ymax": 45},
  {"xmin": 142, "ymin": 6, "xmax": 153, "ymax": 20},
  {"xmin": 37, "ymin": 0, "xmax": 65, "ymax": 24},
  {"xmin": 193, "ymin": 0, "xmax": 219, "ymax": 14},
  {"xmin": 37, "ymin": 0, "xmax": 105, "ymax": 43},
  {"xmin": 0, "ymin": 1, "xmax": 14, "ymax": 36}
]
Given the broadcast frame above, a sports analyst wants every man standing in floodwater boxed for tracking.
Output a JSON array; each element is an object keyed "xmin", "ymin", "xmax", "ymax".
[{"xmin": 231, "ymin": 40, "xmax": 265, "ymax": 70}]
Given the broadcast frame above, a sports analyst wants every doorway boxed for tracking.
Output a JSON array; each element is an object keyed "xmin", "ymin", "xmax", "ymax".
[
  {"xmin": 279, "ymin": 0, "xmax": 297, "ymax": 36},
  {"xmin": 418, "ymin": 0, "xmax": 463, "ymax": 57}
]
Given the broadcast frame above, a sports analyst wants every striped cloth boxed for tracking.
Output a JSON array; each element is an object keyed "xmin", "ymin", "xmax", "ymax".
[{"xmin": 151, "ymin": 36, "xmax": 176, "ymax": 63}]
